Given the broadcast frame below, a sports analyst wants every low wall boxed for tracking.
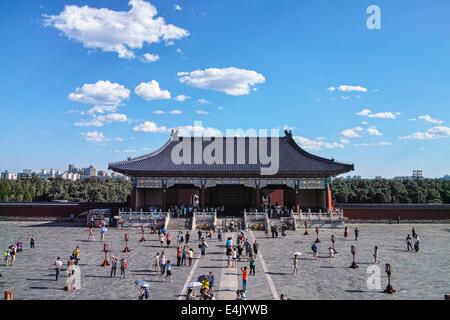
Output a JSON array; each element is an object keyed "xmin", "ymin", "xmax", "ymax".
[
  {"xmin": 337, "ymin": 204, "xmax": 450, "ymax": 220},
  {"xmin": 0, "ymin": 202, "xmax": 126, "ymax": 218}
]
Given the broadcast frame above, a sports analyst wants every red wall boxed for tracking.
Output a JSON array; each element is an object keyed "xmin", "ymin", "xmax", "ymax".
[{"xmin": 340, "ymin": 207, "xmax": 450, "ymax": 220}]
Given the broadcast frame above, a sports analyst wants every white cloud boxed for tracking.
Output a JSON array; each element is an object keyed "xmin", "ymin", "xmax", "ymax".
[
  {"xmin": 379, "ymin": 141, "xmax": 392, "ymax": 146},
  {"xmin": 340, "ymin": 139, "xmax": 350, "ymax": 144},
  {"xmin": 68, "ymin": 80, "xmax": 130, "ymax": 106},
  {"xmin": 399, "ymin": 126, "xmax": 450, "ymax": 140},
  {"xmin": 133, "ymin": 121, "xmax": 169, "ymax": 133},
  {"xmin": 81, "ymin": 131, "xmax": 107, "ymax": 142},
  {"xmin": 341, "ymin": 127, "xmax": 363, "ymax": 138},
  {"xmin": 170, "ymin": 110, "xmax": 182, "ymax": 114},
  {"xmin": 74, "ymin": 118, "xmax": 103, "ymax": 127},
  {"xmin": 175, "ymin": 125, "xmax": 222, "ymax": 137},
  {"xmin": 409, "ymin": 118, "xmax": 417, "ymax": 121},
  {"xmin": 177, "ymin": 67, "xmax": 265, "ymax": 95},
  {"xmin": 326, "ymin": 87, "xmax": 336, "ymax": 92},
  {"xmin": 356, "ymin": 109, "xmax": 371, "ymax": 116},
  {"xmin": 97, "ymin": 113, "xmax": 128, "ymax": 123},
  {"xmin": 341, "ymin": 96, "xmax": 350, "ymax": 100},
  {"xmin": 197, "ymin": 98, "xmax": 212, "ymax": 104},
  {"xmin": 418, "ymin": 114, "xmax": 444, "ymax": 124},
  {"xmin": 135, "ymin": 80, "xmax": 171, "ymax": 101},
  {"xmin": 174, "ymin": 4, "xmax": 182, "ymax": 11},
  {"xmin": 368, "ymin": 112, "xmax": 396, "ymax": 119},
  {"xmin": 173, "ymin": 94, "xmax": 190, "ymax": 101},
  {"xmin": 367, "ymin": 126, "xmax": 383, "ymax": 136},
  {"xmin": 361, "ymin": 121, "xmax": 369, "ymax": 125},
  {"xmin": 142, "ymin": 53, "xmax": 160, "ymax": 63},
  {"xmin": 217, "ymin": 106, "xmax": 224, "ymax": 110},
  {"xmin": 196, "ymin": 110, "xmax": 209, "ymax": 115},
  {"xmin": 354, "ymin": 142, "xmax": 392, "ymax": 147},
  {"xmin": 44, "ymin": 0, "xmax": 189, "ymax": 59},
  {"xmin": 337, "ymin": 85, "xmax": 367, "ymax": 92},
  {"xmin": 153, "ymin": 110, "xmax": 165, "ymax": 114},
  {"xmin": 293, "ymin": 136, "xmax": 344, "ymax": 151},
  {"xmin": 87, "ymin": 105, "xmax": 119, "ymax": 114}
]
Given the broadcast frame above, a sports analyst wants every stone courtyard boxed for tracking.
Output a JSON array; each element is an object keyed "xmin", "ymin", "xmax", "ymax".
[{"xmin": 0, "ymin": 221, "xmax": 449, "ymax": 300}]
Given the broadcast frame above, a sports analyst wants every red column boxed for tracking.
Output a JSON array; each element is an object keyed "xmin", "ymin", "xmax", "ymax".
[
  {"xmin": 162, "ymin": 182, "xmax": 167, "ymax": 211},
  {"xmin": 326, "ymin": 185, "xmax": 332, "ymax": 210},
  {"xmin": 130, "ymin": 184, "xmax": 137, "ymax": 210},
  {"xmin": 295, "ymin": 189, "xmax": 300, "ymax": 213}
]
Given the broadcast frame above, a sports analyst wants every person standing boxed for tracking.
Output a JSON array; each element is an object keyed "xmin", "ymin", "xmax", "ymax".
[
  {"xmin": 110, "ymin": 256, "xmax": 117, "ymax": 278},
  {"xmin": 241, "ymin": 266, "xmax": 249, "ymax": 292},
  {"xmin": 344, "ymin": 226, "xmax": 348, "ymax": 238},
  {"xmin": 293, "ymin": 254, "xmax": 299, "ymax": 276},
  {"xmin": 159, "ymin": 252, "xmax": 166, "ymax": 276},
  {"xmin": 185, "ymin": 231, "xmax": 190, "ymax": 245},
  {"xmin": 154, "ymin": 253, "xmax": 160, "ymax": 272},
  {"xmin": 200, "ymin": 238, "xmax": 208, "ymax": 259},
  {"xmin": 88, "ymin": 227, "xmax": 95, "ymax": 241},
  {"xmin": 232, "ymin": 248, "xmax": 238, "ymax": 268},
  {"xmin": 188, "ymin": 248, "xmax": 194, "ymax": 267},
  {"xmin": 354, "ymin": 228, "xmax": 359, "ymax": 241},
  {"xmin": 10, "ymin": 245, "xmax": 16, "ymax": 266},
  {"xmin": 198, "ymin": 230, "xmax": 202, "ymax": 241},
  {"xmin": 30, "ymin": 235, "xmax": 35, "ymax": 249},
  {"xmin": 406, "ymin": 234, "xmax": 413, "ymax": 251},
  {"xmin": 100, "ymin": 226, "xmax": 107, "ymax": 242},
  {"xmin": 55, "ymin": 257, "xmax": 62, "ymax": 281},
  {"xmin": 164, "ymin": 260, "xmax": 173, "ymax": 283},
  {"xmin": 249, "ymin": 257, "xmax": 256, "ymax": 276},
  {"xmin": 166, "ymin": 233, "xmax": 172, "ymax": 247},
  {"xmin": 120, "ymin": 258, "xmax": 127, "ymax": 278},
  {"xmin": 218, "ymin": 229, "xmax": 223, "ymax": 242},
  {"xmin": 159, "ymin": 233, "xmax": 165, "ymax": 247},
  {"xmin": 412, "ymin": 228, "xmax": 416, "ymax": 238},
  {"xmin": 181, "ymin": 247, "xmax": 187, "ymax": 266},
  {"xmin": 311, "ymin": 242, "xmax": 318, "ymax": 259},
  {"xmin": 414, "ymin": 235, "xmax": 420, "ymax": 252},
  {"xmin": 177, "ymin": 247, "xmax": 182, "ymax": 266},
  {"xmin": 253, "ymin": 241, "xmax": 259, "ymax": 258},
  {"xmin": 373, "ymin": 246, "xmax": 380, "ymax": 263}
]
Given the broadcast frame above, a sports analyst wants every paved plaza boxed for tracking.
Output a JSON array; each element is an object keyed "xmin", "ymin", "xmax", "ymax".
[{"xmin": 0, "ymin": 221, "xmax": 449, "ymax": 300}]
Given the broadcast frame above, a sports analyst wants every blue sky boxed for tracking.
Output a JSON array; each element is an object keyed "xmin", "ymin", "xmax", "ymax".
[{"xmin": 0, "ymin": 0, "xmax": 449, "ymax": 178}]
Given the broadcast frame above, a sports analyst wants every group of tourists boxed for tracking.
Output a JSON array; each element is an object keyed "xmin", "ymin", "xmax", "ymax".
[
  {"xmin": 406, "ymin": 228, "xmax": 420, "ymax": 252},
  {"xmin": 110, "ymin": 256, "xmax": 128, "ymax": 278}
]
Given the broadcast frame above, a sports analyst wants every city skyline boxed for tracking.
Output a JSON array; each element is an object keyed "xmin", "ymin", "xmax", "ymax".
[{"xmin": 0, "ymin": 0, "xmax": 449, "ymax": 178}]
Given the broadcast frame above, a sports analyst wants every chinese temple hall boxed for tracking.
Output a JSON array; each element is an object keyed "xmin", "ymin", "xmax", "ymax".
[{"xmin": 109, "ymin": 130, "xmax": 354, "ymax": 216}]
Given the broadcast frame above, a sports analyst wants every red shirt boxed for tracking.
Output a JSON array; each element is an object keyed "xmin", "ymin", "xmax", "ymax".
[{"xmin": 242, "ymin": 269, "xmax": 249, "ymax": 280}]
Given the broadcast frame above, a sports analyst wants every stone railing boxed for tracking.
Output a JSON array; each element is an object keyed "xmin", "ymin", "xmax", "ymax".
[
  {"xmin": 292, "ymin": 208, "xmax": 344, "ymax": 221},
  {"xmin": 244, "ymin": 210, "xmax": 268, "ymax": 231},
  {"xmin": 118, "ymin": 208, "xmax": 168, "ymax": 227}
]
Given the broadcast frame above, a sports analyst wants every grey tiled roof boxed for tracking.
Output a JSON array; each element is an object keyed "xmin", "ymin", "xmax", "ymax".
[{"xmin": 108, "ymin": 133, "xmax": 354, "ymax": 178}]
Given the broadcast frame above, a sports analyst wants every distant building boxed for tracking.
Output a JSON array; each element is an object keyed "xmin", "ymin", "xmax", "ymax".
[
  {"xmin": 442, "ymin": 174, "xmax": 450, "ymax": 181},
  {"xmin": 17, "ymin": 169, "xmax": 33, "ymax": 179},
  {"xmin": 374, "ymin": 176, "xmax": 383, "ymax": 179},
  {"xmin": 412, "ymin": 170, "xmax": 423, "ymax": 180},
  {"xmin": 85, "ymin": 165, "xmax": 97, "ymax": 177},
  {"xmin": 68, "ymin": 164, "xmax": 76, "ymax": 173},
  {"xmin": 0, "ymin": 170, "xmax": 17, "ymax": 180},
  {"xmin": 61, "ymin": 172, "xmax": 80, "ymax": 181},
  {"xmin": 393, "ymin": 176, "xmax": 412, "ymax": 181}
]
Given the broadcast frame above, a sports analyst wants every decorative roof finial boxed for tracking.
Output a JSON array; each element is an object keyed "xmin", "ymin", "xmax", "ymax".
[
  {"xmin": 284, "ymin": 130, "xmax": 292, "ymax": 138},
  {"xmin": 170, "ymin": 129, "xmax": 179, "ymax": 141}
]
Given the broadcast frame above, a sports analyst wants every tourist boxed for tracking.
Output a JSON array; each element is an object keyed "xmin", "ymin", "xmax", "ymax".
[
  {"xmin": 249, "ymin": 257, "xmax": 256, "ymax": 276},
  {"xmin": 235, "ymin": 289, "xmax": 242, "ymax": 300},
  {"xmin": 253, "ymin": 241, "xmax": 259, "ymax": 258},
  {"xmin": 209, "ymin": 272, "xmax": 215, "ymax": 293},
  {"xmin": 166, "ymin": 232, "xmax": 172, "ymax": 247},
  {"xmin": 120, "ymin": 258, "xmax": 127, "ymax": 278},
  {"xmin": 280, "ymin": 294, "xmax": 288, "ymax": 300},
  {"xmin": 164, "ymin": 260, "xmax": 173, "ymax": 283},
  {"xmin": 100, "ymin": 226, "xmax": 107, "ymax": 242},
  {"xmin": 218, "ymin": 229, "xmax": 223, "ymax": 242},
  {"xmin": 248, "ymin": 246, "xmax": 254, "ymax": 262},
  {"xmin": 355, "ymin": 228, "xmax": 359, "ymax": 241},
  {"xmin": 200, "ymin": 238, "xmax": 208, "ymax": 259},
  {"xmin": 198, "ymin": 230, "xmax": 202, "ymax": 241},
  {"xmin": 406, "ymin": 234, "xmax": 413, "ymax": 251},
  {"xmin": 244, "ymin": 238, "xmax": 250, "ymax": 256},
  {"xmin": 226, "ymin": 237, "xmax": 232, "ymax": 248},
  {"xmin": 311, "ymin": 242, "xmax": 319, "ymax": 259},
  {"xmin": 154, "ymin": 253, "xmax": 160, "ymax": 272},
  {"xmin": 181, "ymin": 247, "xmax": 187, "ymax": 266},
  {"xmin": 188, "ymin": 248, "xmax": 194, "ymax": 267},
  {"xmin": 185, "ymin": 231, "xmax": 190, "ymax": 245},
  {"xmin": 373, "ymin": 246, "xmax": 380, "ymax": 263},
  {"xmin": 160, "ymin": 252, "xmax": 166, "ymax": 276},
  {"xmin": 344, "ymin": 226, "xmax": 348, "ymax": 238},
  {"xmin": 30, "ymin": 235, "xmax": 35, "ymax": 249},
  {"xmin": 9, "ymin": 245, "xmax": 16, "ymax": 266},
  {"xmin": 88, "ymin": 227, "xmax": 95, "ymax": 241},
  {"xmin": 414, "ymin": 235, "xmax": 420, "ymax": 252},
  {"xmin": 55, "ymin": 257, "xmax": 62, "ymax": 281},
  {"xmin": 412, "ymin": 228, "xmax": 416, "ymax": 238},
  {"xmin": 232, "ymin": 248, "xmax": 238, "ymax": 268},
  {"xmin": 293, "ymin": 254, "xmax": 299, "ymax": 276},
  {"xmin": 110, "ymin": 256, "xmax": 118, "ymax": 278},
  {"xmin": 187, "ymin": 288, "xmax": 196, "ymax": 300},
  {"xmin": 240, "ymin": 289, "xmax": 247, "ymax": 300},
  {"xmin": 139, "ymin": 286, "xmax": 149, "ymax": 300},
  {"xmin": 4, "ymin": 248, "xmax": 11, "ymax": 266},
  {"xmin": 237, "ymin": 243, "xmax": 243, "ymax": 262},
  {"xmin": 241, "ymin": 266, "xmax": 249, "ymax": 292},
  {"xmin": 177, "ymin": 232, "xmax": 182, "ymax": 246},
  {"xmin": 226, "ymin": 245, "xmax": 233, "ymax": 268},
  {"xmin": 159, "ymin": 233, "xmax": 165, "ymax": 247},
  {"xmin": 329, "ymin": 247, "xmax": 335, "ymax": 258},
  {"xmin": 177, "ymin": 247, "xmax": 182, "ymax": 266}
]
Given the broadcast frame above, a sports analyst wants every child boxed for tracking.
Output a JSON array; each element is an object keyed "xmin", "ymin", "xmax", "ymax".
[
  {"xmin": 154, "ymin": 253, "xmax": 159, "ymax": 272},
  {"xmin": 329, "ymin": 247, "xmax": 335, "ymax": 258},
  {"xmin": 373, "ymin": 246, "xmax": 380, "ymax": 263}
]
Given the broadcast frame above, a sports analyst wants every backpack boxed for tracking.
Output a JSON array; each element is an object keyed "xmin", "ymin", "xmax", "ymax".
[{"xmin": 124, "ymin": 262, "xmax": 128, "ymax": 269}]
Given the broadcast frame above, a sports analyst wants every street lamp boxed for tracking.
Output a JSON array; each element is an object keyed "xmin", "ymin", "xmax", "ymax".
[
  {"xmin": 349, "ymin": 245, "xmax": 358, "ymax": 269},
  {"xmin": 315, "ymin": 227, "xmax": 321, "ymax": 243},
  {"xmin": 304, "ymin": 221, "xmax": 309, "ymax": 235},
  {"xmin": 123, "ymin": 233, "xmax": 130, "ymax": 252},
  {"xmin": 140, "ymin": 225, "xmax": 146, "ymax": 242},
  {"xmin": 383, "ymin": 263, "xmax": 396, "ymax": 294},
  {"xmin": 101, "ymin": 243, "xmax": 110, "ymax": 267}
]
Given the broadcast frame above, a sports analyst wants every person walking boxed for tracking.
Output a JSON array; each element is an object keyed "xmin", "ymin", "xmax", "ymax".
[
  {"xmin": 241, "ymin": 266, "xmax": 249, "ymax": 292},
  {"xmin": 232, "ymin": 248, "xmax": 238, "ymax": 268},
  {"xmin": 311, "ymin": 242, "xmax": 319, "ymax": 259},
  {"xmin": 226, "ymin": 245, "xmax": 233, "ymax": 268},
  {"xmin": 185, "ymin": 231, "xmax": 190, "ymax": 245},
  {"xmin": 249, "ymin": 257, "xmax": 256, "ymax": 276},
  {"xmin": 120, "ymin": 258, "xmax": 127, "ymax": 278},
  {"xmin": 218, "ymin": 229, "xmax": 223, "ymax": 242},
  {"xmin": 88, "ymin": 227, "xmax": 95, "ymax": 241},
  {"xmin": 406, "ymin": 234, "xmax": 413, "ymax": 251},
  {"xmin": 344, "ymin": 226, "xmax": 348, "ymax": 238},
  {"xmin": 188, "ymin": 248, "xmax": 194, "ymax": 267},
  {"xmin": 414, "ymin": 235, "xmax": 420, "ymax": 252},
  {"xmin": 159, "ymin": 252, "xmax": 167, "ymax": 276},
  {"xmin": 292, "ymin": 254, "xmax": 299, "ymax": 276},
  {"xmin": 166, "ymin": 233, "xmax": 172, "ymax": 247},
  {"xmin": 177, "ymin": 247, "xmax": 182, "ymax": 266},
  {"xmin": 4, "ymin": 248, "xmax": 11, "ymax": 266},
  {"xmin": 100, "ymin": 226, "xmax": 107, "ymax": 242},
  {"xmin": 55, "ymin": 257, "xmax": 62, "ymax": 281},
  {"xmin": 181, "ymin": 247, "xmax": 187, "ymax": 266},
  {"xmin": 187, "ymin": 288, "xmax": 196, "ymax": 300},
  {"xmin": 412, "ymin": 228, "xmax": 416, "ymax": 238},
  {"xmin": 159, "ymin": 233, "xmax": 165, "ymax": 247},
  {"xmin": 154, "ymin": 253, "xmax": 160, "ymax": 272},
  {"xmin": 373, "ymin": 246, "xmax": 380, "ymax": 263},
  {"xmin": 354, "ymin": 228, "xmax": 359, "ymax": 241},
  {"xmin": 163, "ymin": 260, "xmax": 173, "ymax": 283},
  {"xmin": 198, "ymin": 230, "xmax": 202, "ymax": 241},
  {"xmin": 200, "ymin": 238, "xmax": 208, "ymax": 259},
  {"xmin": 253, "ymin": 241, "xmax": 259, "ymax": 258},
  {"xmin": 110, "ymin": 256, "xmax": 118, "ymax": 278},
  {"xmin": 9, "ymin": 245, "xmax": 16, "ymax": 266},
  {"xmin": 30, "ymin": 235, "xmax": 35, "ymax": 249}
]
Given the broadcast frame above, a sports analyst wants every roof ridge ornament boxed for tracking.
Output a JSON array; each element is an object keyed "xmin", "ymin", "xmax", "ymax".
[
  {"xmin": 170, "ymin": 129, "xmax": 179, "ymax": 141},
  {"xmin": 284, "ymin": 130, "xmax": 292, "ymax": 139}
]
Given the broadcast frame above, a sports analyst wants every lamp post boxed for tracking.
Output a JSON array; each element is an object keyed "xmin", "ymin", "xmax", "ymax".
[
  {"xmin": 123, "ymin": 233, "xmax": 130, "ymax": 252},
  {"xmin": 101, "ymin": 243, "xmax": 110, "ymax": 266},
  {"xmin": 384, "ymin": 263, "xmax": 396, "ymax": 294},
  {"xmin": 349, "ymin": 245, "xmax": 358, "ymax": 268},
  {"xmin": 304, "ymin": 221, "xmax": 309, "ymax": 235},
  {"xmin": 331, "ymin": 234, "xmax": 337, "ymax": 254},
  {"xmin": 315, "ymin": 227, "xmax": 321, "ymax": 243},
  {"xmin": 140, "ymin": 225, "xmax": 146, "ymax": 242}
]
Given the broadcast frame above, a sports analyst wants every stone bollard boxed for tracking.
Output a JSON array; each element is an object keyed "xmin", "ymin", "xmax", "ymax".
[{"xmin": 4, "ymin": 290, "xmax": 13, "ymax": 300}]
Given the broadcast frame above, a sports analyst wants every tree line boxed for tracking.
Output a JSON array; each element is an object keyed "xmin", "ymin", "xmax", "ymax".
[{"xmin": 0, "ymin": 176, "xmax": 448, "ymax": 204}]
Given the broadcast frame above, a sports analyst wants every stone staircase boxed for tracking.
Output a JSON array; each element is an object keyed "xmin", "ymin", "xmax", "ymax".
[{"xmin": 166, "ymin": 217, "xmax": 191, "ymax": 230}]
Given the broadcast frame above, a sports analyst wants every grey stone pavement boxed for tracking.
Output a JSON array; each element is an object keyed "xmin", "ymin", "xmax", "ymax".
[{"xmin": 0, "ymin": 221, "xmax": 449, "ymax": 300}]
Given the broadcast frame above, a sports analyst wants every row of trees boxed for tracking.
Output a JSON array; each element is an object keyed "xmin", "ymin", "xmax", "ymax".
[
  {"xmin": 0, "ymin": 176, "xmax": 131, "ymax": 203},
  {"xmin": 331, "ymin": 178, "xmax": 450, "ymax": 204},
  {"xmin": 0, "ymin": 176, "xmax": 449, "ymax": 204}
]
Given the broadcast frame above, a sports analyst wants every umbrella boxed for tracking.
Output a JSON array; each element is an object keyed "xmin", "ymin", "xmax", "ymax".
[
  {"xmin": 197, "ymin": 275, "xmax": 213, "ymax": 283},
  {"xmin": 294, "ymin": 252, "xmax": 302, "ymax": 256},
  {"xmin": 239, "ymin": 230, "xmax": 245, "ymax": 234},
  {"xmin": 134, "ymin": 280, "xmax": 150, "ymax": 287},
  {"xmin": 187, "ymin": 282, "xmax": 203, "ymax": 288}
]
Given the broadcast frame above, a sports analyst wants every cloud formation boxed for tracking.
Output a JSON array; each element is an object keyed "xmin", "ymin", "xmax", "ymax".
[
  {"xmin": 44, "ymin": 0, "xmax": 189, "ymax": 59},
  {"xmin": 135, "ymin": 80, "xmax": 171, "ymax": 101},
  {"xmin": 293, "ymin": 136, "xmax": 344, "ymax": 151},
  {"xmin": 399, "ymin": 126, "xmax": 450, "ymax": 140},
  {"xmin": 68, "ymin": 80, "xmax": 130, "ymax": 106}
]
